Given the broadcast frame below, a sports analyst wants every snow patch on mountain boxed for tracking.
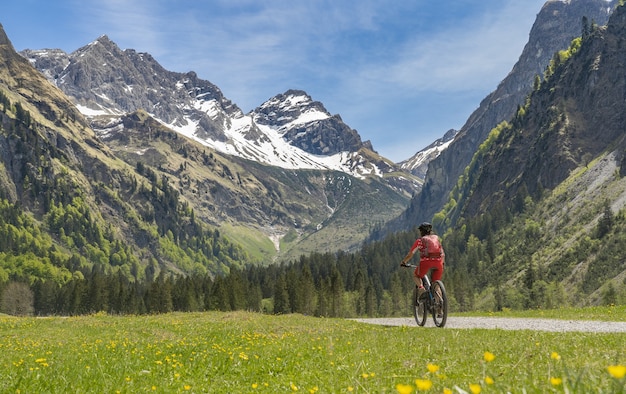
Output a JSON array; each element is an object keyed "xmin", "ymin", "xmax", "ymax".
[
  {"xmin": 158, "ymin": 108, "xmax": 362, "ymax": 175},
  {"xmin": 399, "ymin": 129, "xmax": 457, "ymax": 178}
]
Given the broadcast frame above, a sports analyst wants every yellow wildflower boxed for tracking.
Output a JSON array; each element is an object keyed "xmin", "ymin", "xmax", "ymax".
[
  {"xmin": 550, "ymin": 377, "xmax": 562, "ymax": 386},
  {"xmin": 607, "ymin": 365, "xmax": 626, "ymax": 379},
  {"xmin": 427, "ymin": 363, "xmax": 440, "ymax": 373},
  {"xmin": 415, "ymin": 379, "xmax": 432, "ymax": 391},
  {"xmin": 443, "ymin": 389, "xmax": 452, "ymax": 394},
  {"xmin": 483, "ymin": 351, "xmax": 495, "ymax": 362},
  {"xmin": 484, "ymin": 376, "xmax": 494, "ymax": 385},
  {"xmin": 395, "ymin": 383, "xmax": 413, "ymax": 394},
  {"xmin": 469, "ymin": 383, "xmax": 481, "ymax": 394},
  {"xmin": 550, "ymin": 352, "xmax": 561, "ymax": 360}
]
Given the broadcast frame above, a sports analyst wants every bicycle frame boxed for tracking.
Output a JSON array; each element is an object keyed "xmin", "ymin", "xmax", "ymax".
[{"xmin": 401, "ymin": 263, "xmax": 448, "ymax": 328}]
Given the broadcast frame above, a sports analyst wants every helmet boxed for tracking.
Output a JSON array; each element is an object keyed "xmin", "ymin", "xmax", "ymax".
[{"xmin": 418, "ymin": 222, "xmax": 432, "ymax": 234}]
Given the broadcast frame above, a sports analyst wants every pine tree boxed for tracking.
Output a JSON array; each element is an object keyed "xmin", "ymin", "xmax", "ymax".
[
  {"xmin": 273, "ymin": 274, "xmax": 290, "ymax": 314},
  {"xmin": 316, "ymin": 277, "xmax": 330, "ymax": 317},
  {"xmin": 353, "ymin": 269, "xmax": 366, "ymax": 316},
  {"xmin": 596, "ymin": 200, "xmax": 614, "ymax": 238},
  {"xmin": 209, "ymin": 276, "xmax": 230, "ymax": 311},
  {"xmin": 298, "ymin": 264, "xmax": 316, "ymax": 315},
  {"xmin": 329, "ymin": 266, "xmax": 344, "ymax": 317},
  {"xmin": 227, "ymin": 269, "xmax": 247, "ymax": 311}
]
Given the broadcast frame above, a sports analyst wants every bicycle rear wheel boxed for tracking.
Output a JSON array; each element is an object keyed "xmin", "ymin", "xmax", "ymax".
[
  {"xmin": 431, "ymin": 280, "xmax": 448, "ymax": 328},
  {"xmin": 413, "ymin": 286, "xmax": 427, "ymax": 326}
]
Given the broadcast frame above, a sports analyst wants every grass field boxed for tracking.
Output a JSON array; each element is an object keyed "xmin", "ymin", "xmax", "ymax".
[{"xmin": 0, "ymin": 309, "xmax": 624, "ymax": 393}]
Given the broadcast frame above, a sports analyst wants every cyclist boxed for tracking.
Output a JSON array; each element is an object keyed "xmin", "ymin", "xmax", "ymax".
[{"xmin": 400, "ymin": 222, "xmax": 445, "ymax": 298}]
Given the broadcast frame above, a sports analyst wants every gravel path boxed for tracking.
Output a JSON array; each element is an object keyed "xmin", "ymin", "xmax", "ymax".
[{"xmin": 352, "ymin": 317, "xmax": 626, "ymax": 333}]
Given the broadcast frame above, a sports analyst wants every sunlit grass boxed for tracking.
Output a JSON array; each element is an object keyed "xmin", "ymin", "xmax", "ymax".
[
  {"xmin": 455, "ymin": 304, "xmax": 626, "ymax": 321},
  {"xmin": 0, "ymin": 311, "xmax": 623, "ymax": 393}
]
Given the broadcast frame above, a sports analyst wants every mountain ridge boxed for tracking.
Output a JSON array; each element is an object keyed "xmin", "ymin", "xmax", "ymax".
[
  {"xmin": 0, "ymin": 21, "xmax": 254, "ymax": 280},
  {"xmin": 22, "ymin": 37, "xmax": 422, "ymax": 193},
  {"xmin": 435, "ymin": 3, "xmax": 626, "ymax": 308},
  {"xmin": 3, "ymin": 0, "xmax": 626, "ymax": 314},
  {"xmin": 387, "ymin": 0, "xmax": 618, "ymax": 235},
  {"xmin": 18, "ymin": 31, "xmax": 429, "ymax": 260},
  {"xmin": 458, "ymin": 4, "xmax": 626, "ymax": 218}
]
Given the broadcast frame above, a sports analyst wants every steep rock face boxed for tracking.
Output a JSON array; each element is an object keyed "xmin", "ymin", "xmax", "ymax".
[
  {"xmin": 400, "ymin": 0, "xmax": 616, "ymax": 230},
  {"xmin": 282, "ymin": 114, "xmax": 368, "ymax": 155},
  {"xmin": 21, "ymin": 48, "xmax": 69, "ymax": 81},
  {"xmin": 22, "ymin": 35, "xmax": 240, "ymax": 135},
  {"xmin": 462, "ymin": 3, "xmax": 626, "ymax": 217},
  {"xmin": 251, "ymin": 89, "xmax": 368, "ymax": 155}
]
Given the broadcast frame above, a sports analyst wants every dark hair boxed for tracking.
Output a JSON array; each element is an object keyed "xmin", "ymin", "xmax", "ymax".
[{"xmin": 418, "ymin": 222, "xmax": 432, "ymax": 235}]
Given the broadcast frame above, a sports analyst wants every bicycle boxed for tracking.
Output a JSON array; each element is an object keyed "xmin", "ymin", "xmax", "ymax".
[{"xmin": 401, "ymin": 263, "xmax": 448, "ymax": 328}]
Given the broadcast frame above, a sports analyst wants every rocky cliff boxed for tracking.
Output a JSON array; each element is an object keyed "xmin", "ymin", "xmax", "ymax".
[{"xmin": 394, "ymin": 0, "xmax": 616, "ymax": 233}]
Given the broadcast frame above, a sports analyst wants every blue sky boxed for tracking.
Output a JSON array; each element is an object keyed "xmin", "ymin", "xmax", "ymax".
[{"xmin": 3, "ymin": 0, "xmax": 546, "ymax": 162}]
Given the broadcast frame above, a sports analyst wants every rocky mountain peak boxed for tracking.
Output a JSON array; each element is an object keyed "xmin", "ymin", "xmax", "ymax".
[
  {"xmin": 73, "ymin": 34, "xmax": 127, "ymax": 70},
  {"xmin": 399, "ymin": 128, "xmax": 458, "ymax": 179},
  {"xmin": 248, "ymin": 89, "xmax": 365, "ymax": 156},
  {"xmin": 93, "ymin": 34, "xmax": 116, "ymax": 47},
  {"xmin": 253, "ymin": 89, "xmax": 330, "ymax": 128}
]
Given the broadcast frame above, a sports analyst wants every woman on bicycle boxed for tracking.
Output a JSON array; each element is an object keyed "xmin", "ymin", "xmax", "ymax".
[{"xmin": 400, "ymin": 222, "xmax": 445, "ymax": 296}]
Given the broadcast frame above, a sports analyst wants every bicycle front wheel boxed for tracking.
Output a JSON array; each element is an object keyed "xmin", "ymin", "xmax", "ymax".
[
  {"xmin": 431, "ymin": 280, "xmax": 448, "ymax": 328},
  {"xmin": 413, "ymin": 286, "xmax": 427, "ymax": 326}
]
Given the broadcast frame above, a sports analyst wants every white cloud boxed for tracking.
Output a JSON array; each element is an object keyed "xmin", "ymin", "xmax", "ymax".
[{"xmin": 348, "ymin": 1, "xmax": 543, "ymax": 96}]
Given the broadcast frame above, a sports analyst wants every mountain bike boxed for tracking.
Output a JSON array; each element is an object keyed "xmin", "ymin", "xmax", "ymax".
[{"xmin": 401, "ymin": 263, "xmax": 448, "ymax": 328}]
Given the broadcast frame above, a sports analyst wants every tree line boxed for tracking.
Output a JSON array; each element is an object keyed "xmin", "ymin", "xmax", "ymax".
[{"xmin": 3, "ymin": 186, "xmax": 626, "ymax": 317}]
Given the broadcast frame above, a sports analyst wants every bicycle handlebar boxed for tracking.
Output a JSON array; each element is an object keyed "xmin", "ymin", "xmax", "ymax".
[{"xmin": 400, "ymin": 263, "xmax": 418, "ymax": 268}]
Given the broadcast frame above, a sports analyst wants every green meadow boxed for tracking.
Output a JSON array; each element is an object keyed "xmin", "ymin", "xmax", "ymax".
[{"xmin": 0, "ymin": 309, "xmax": 624, "ymax": 393}]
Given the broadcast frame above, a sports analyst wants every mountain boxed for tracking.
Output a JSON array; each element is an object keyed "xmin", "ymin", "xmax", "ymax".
[
  {"xmin": 22, "ymin": 38, "xmax": 419, "ymax": 190},
  {"xmin": 437, "ymin": 2, "xmax": 626, "ymax": 308},
  {"xmin": 399, "ymin": 128, "xmax": 457, "ymax": 180},
  {"xmin": 453, "ymin": 3, "xmax": 626, "ymax": 219},
  {"xmin": 383, "ymin": 0, "xmax": 617, "ymax": 235},
  {"xmin": 19, "ymin": 34, "xmax": 420, "ymax": 263},
  {"xmin": 0, "ymin": 23, "xmax": 250, "ymax": 282},
  {"xmin": 3, "ymin": 0, "xmax": 626, "ymax": 313}
]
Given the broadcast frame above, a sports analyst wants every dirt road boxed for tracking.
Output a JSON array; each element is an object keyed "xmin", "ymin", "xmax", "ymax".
[{"xmin": 352, "ymin": 317, "xmax": 626, "ymax": 333}]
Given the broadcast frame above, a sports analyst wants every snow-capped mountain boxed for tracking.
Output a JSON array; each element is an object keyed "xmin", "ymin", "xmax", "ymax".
[
  {"xmin": 170, "ymin": 89, "xmax": 381, "ymax": 176},
  {"xmin": 398, "ymin": 128, "xmax": 457, "ymax": 179},
  {"xmin": 22, "ymin": 36, "xmax": 420, "ymax": 191}
]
